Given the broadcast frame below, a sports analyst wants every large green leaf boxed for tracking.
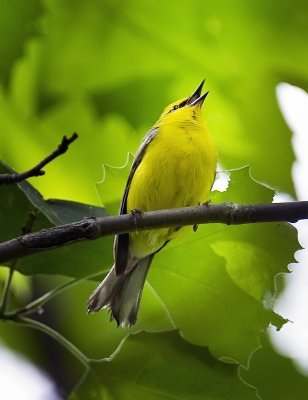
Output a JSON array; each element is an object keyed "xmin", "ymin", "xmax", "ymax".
[
  {"xmin": 49, "ymin": 163, "xmax": 296, "ymax": 365},
  {"xmin": 147, "ymin": 167, "xmax": 297, "ymax": 363},
  {"xmin": 1, "ymin": 160, "xmax": 299, "ymax": 366},
  {"xmin": 71, "ymin": 331, "xmax": 257, "ymax": 400}
]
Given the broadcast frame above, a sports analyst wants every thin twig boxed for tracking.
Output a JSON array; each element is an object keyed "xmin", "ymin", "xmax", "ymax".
[
  {"xmin": 22, "ymin": 210, "xmax": 39, "ymax": 235},
  {"xmin": 0, "ymin": 133, "xmax": 78, "ymax": 184}
]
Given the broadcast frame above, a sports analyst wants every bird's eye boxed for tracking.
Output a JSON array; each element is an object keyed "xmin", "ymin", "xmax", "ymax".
[{"xmin": 169, "ymin": 99, "xmax": 187, "ymax": 113}]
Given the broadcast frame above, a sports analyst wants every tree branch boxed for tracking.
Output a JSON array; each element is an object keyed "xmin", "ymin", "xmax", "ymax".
[
  {"xmin": 0, "ymin": 201, "xmax": 307, "ymax": 265},
  {"xmin": 0, "ymin": 133, "xmax": 78, "ymax": 184}
]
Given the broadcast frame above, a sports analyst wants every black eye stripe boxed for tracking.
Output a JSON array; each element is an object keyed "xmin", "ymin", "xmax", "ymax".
[{"xmin": 170, "ymin": 99, "xmax": 188, "ymax": 112}]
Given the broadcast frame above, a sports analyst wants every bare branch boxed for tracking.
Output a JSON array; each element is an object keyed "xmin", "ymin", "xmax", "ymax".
[
  {"xmin": 0, "ymin": 201, "xmax": 307, "ymax": 265},
  {"xmin": 0, "ymin": 133, "xmax": 78, "ymax": 185}
]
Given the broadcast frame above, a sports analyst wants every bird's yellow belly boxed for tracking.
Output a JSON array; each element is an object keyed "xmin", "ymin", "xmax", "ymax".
[{"xmin": 127, "ymin": 125, "xmax": 216, "ymax": 258}]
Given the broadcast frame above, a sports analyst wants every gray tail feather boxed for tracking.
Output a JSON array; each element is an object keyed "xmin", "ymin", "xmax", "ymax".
[{"xmin": 87, "ymin": 255, "xmax": 154, "ymax": 327}]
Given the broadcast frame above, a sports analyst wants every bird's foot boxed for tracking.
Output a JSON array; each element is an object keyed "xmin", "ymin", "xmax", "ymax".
[
  {"xmin": 202, "ymin": 199, "xmax": 212, "ymax": 206},
  {"xmin": 130, "ymin": 208, "xmax": 144, "ymax": 230}
]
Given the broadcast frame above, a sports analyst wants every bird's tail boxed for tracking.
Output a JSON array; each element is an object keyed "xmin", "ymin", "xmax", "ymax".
[{"xmin": 87, "ymin": 255, "xmax": 154, "ymax": 327}]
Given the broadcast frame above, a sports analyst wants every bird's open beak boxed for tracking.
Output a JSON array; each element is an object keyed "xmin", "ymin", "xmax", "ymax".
[{"xmin": 187, "ymin": 79, "xmax": 209, "ymax": 108}]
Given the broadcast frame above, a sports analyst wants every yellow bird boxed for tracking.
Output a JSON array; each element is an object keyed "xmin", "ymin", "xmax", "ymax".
[{"xmin": 88, "ymin": 80, "xmax": 217, "ymax": 326}]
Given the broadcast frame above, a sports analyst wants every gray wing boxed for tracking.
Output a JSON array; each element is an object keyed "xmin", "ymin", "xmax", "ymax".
[{"xmin": 114, "ymin": 127, "xmax": 158, "ymax": 275}]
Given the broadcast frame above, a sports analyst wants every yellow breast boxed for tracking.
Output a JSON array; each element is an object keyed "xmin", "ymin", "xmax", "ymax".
[{"xmin": 127, "ymin": 119, "xmax": 217, "ymax": 258}]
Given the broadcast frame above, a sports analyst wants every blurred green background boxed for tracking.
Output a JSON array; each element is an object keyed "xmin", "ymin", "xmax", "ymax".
[
  {"xmin": 1, "ymin": 0, "xmax": 308, "ymax": 399},
  {"xmin": 1, "ymin": 0, "xmax": 307, "ymax": 203}
]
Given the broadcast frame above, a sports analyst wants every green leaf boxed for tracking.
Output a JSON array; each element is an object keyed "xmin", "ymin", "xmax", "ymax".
[
  {"xmin": 147, "ymin": 167, "xmax": 298, "ymax": 363},
  {"xmin": 1, "ymin": 161, "xmax": 299, "ymax": 366},
  {"xmin": 42, "ymin": 199, "xmax": 107, "ymax": 225},
  {"xmin": 0, "ymin": 184, "xmax": 25, "ymax": 240},
  {"xmin": 240, "ymin": 333, "xmax": 308, "ymax": 400},
  {"xmin": 0, "ymin": 162, "xmax": 35, "ymax": 242},
  {"xmin": 211, "ymin": 167, "xmax": 297, "ymax": 301},
  {"xmin": 16, "ymin": 237, "xmax": 114, "ymax": 278},
  {"xmin": 71, "ymin": 331, "xmax": 257, "ymax": 400},
  {"xmin": 15, "ymin": 204, "xmax": 111, "ymax": 278},
  {"xmin": 0, "ymin": 160, "xmax": 111, "ymax": 278},
  {"xmin": 17, "ymin": 170, "xmax": 107, "ymax": 225},
  {"xmin": 16, "ymin": 177, "xmax": 113, "ymax": 278}
]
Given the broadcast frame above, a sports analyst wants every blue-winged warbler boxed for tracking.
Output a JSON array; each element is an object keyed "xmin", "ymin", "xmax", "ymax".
[{"xmin": 88, "ymin": 80, "xmax": 217, "ymax": 326}]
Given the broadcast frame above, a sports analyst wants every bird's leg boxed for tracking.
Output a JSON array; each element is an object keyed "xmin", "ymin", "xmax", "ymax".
[
  {"xmin": 193, "ymin": 200, "xmax": 211, "ymax": 232},
  {"xmin": 193, "ymin": 200, "xmax": 212, "ymax": 232}
]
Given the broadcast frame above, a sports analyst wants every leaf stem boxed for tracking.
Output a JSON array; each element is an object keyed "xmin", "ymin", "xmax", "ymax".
[
  {"xmin": 15, "ymin": 316, "xmax": 91, "ymax": 368},
  {"xmin": 6, "ymin": 271, "xmax": 106, "ymax": 318},
  {"xmin": 0, "ymin": 262, "xmax": 17, "ymax": 315}
]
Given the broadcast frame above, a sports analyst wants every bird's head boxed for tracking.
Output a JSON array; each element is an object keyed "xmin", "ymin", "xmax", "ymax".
[{"xmin": 158, "ymin": 80, "xmax": 209, "ymax": 126}]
